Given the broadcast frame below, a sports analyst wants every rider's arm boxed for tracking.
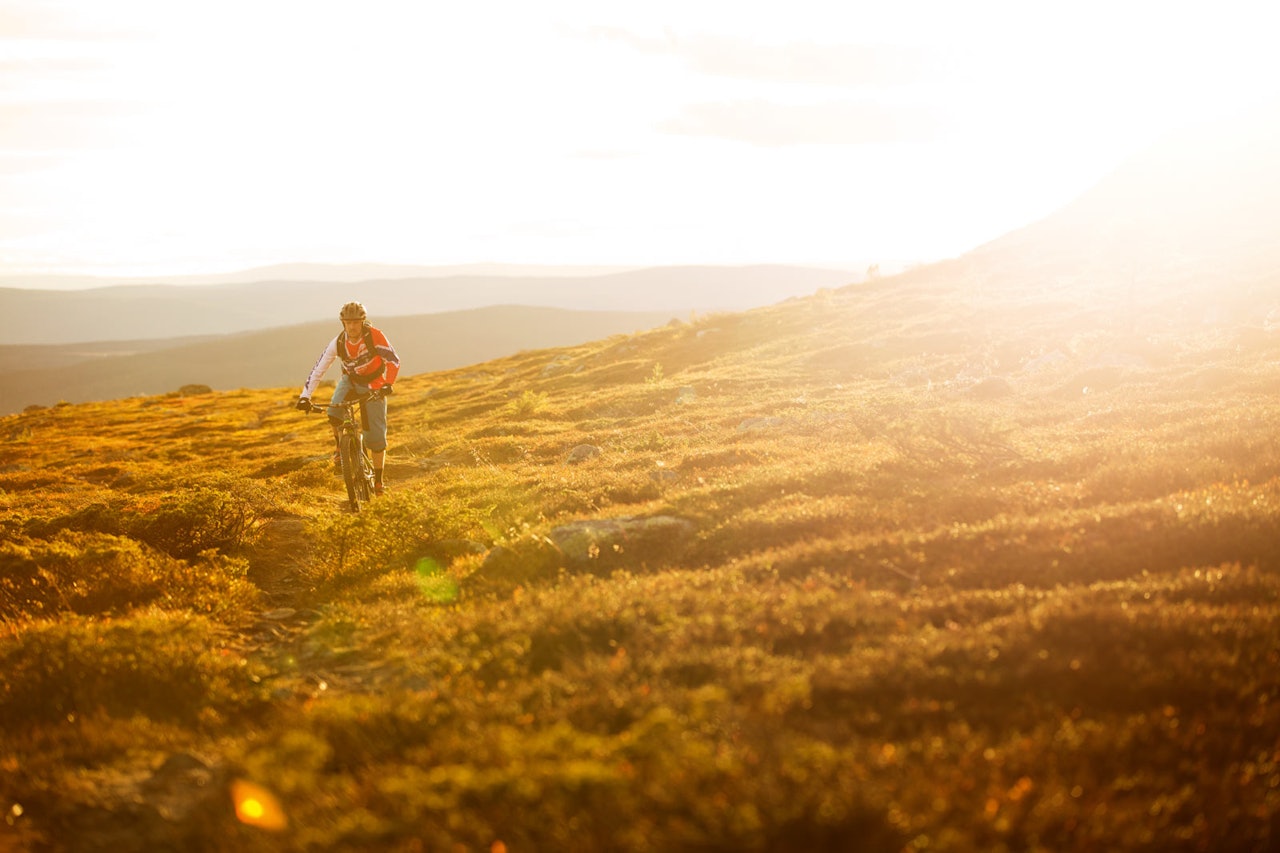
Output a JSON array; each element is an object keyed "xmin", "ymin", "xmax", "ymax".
[
  {"xmin": 300, "ymin": 337, "xmax": 340, "ymax": 399},
  {"xmin": 372, "ymin": 328, "xmax": 400, "ymax": 387}
]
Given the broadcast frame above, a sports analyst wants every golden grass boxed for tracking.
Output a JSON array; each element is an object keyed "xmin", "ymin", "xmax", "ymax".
[{"xmin": 2, "ymin": 272, "xmax": 1279, "ymax": 851}]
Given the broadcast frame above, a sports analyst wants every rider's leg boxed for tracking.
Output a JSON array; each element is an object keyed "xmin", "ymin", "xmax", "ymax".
[{"xmin": 364, "ymin": 395, "xmax": 389, "ymax": 489}]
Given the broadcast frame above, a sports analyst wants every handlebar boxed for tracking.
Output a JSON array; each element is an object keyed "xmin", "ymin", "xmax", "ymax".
[{"xmin": 300, "ymin": 388, "xmax": 388, "ymax": 414}]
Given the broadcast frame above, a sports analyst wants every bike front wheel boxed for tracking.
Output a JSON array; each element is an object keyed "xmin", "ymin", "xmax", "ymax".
[
  {"xmin": 355, "ymin": 448, "xmax": 374, "ymax": 503},
  {"xmin": 340, "ymin": 433, "xmax": 364, "ymax": 511}
]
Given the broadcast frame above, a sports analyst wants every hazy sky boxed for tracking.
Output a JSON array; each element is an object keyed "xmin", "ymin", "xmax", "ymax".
[{"xmin": 3, "ymin": 0, "xmax": 1278, "ymax": 278}]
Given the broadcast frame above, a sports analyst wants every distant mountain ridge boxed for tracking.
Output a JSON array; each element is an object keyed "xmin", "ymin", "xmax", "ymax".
[
  {"xmin": 0, "ymin": 262, "xmax": 645, "ymax": 290},
  {"xmin": 1, "ymin": 265, "xmax": 859, "ymax": 345}
]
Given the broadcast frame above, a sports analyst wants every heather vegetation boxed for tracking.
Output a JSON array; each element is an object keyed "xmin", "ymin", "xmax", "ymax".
[{"xmin": 2, "ymin": 269, "xmax": 1279, "ymax": 851}]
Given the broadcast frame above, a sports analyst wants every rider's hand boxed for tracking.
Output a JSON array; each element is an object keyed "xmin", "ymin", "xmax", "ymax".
[
  {"xmin": 379, "ymin": 385, "xmax": 393, "ymax": 397},
  {"xmin": 296, "ymin": 396, "xmax": 311, "ymax": 412}
]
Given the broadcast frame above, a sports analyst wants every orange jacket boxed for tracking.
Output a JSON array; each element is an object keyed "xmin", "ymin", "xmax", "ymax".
[{"xmin": 300, "ymin": 324, "xmax": 400, "ymax": 397}]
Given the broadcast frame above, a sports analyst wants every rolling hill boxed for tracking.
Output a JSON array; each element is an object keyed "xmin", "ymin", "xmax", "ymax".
[
  {"xmin": 2, "ymin": 109, "xmax": 1279, "ymax": 851},
  {"xmin": 0, "ymin": 264, "xmax": 858, "ymax": 345},
  {"xmin": 0, "ymin": 305, "xmax": 680, "ymax": 415}
]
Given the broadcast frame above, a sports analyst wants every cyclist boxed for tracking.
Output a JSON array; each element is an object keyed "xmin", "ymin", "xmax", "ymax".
[{"xmin": 296, "ymin": 302, "xmax": 400, "ymax": 495}]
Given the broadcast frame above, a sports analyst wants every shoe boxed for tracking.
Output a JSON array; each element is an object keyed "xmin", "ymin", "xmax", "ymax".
[
  {"xmin": 374, "ymin": 482, "xmax": 385, "ymax": 497},
  {"xmin": 331, "ymin": 451, "xmax": 341, "ymax": 471}
]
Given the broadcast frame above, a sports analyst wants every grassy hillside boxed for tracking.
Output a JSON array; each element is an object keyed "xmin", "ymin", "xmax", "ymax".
[{"xmin": 2, "ymin": 255, "xmax": 1278, "ymax": 851}]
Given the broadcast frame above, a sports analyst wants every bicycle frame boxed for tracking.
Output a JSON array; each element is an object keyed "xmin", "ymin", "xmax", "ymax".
[{"xmin": 306, "ymin": 392, "xmax": 380, "ymax": 512}]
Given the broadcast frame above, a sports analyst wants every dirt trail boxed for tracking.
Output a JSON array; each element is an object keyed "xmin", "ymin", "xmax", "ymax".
[
  {"xmin": 43, "ymin": 515, "xmax": 332, "ymax": 851},
  {"xmin": 244, "ymin": 514, "xmax": 312, "ymax": 607}
]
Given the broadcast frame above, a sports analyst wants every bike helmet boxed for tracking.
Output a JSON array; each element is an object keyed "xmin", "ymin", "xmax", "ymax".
[{"xmin": 339, "ymin": 301, "xmax": 367, "ymax": 321}]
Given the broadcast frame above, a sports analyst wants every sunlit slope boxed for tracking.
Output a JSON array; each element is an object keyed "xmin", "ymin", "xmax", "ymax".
[
  {"xmin": 4, "ymin": 241, "xmax": 1280, "ymax": 850},
  {"xmin": 957, "ymin": 106, "xmax": 1280, "ymax": 322}
]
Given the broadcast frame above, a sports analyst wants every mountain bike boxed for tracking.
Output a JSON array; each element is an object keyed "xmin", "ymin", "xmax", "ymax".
[{"xmin": 304, "ymin": 390, "xmax": 383, "ymax": 512}]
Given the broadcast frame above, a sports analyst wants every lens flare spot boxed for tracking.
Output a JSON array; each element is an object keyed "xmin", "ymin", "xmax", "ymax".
[
  {"xmin": 414, "ymin": 557, "xmax": 459, "ymax": 603},
  {"xmin": 231, "ymin": 779, "xmax": 288, "ymax": 831}
]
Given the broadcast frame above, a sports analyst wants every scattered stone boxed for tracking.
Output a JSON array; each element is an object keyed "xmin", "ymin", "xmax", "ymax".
[
  {"xmin": 384, "ymin": 459, "xmax": 430, "ymax": 477},
  {"xmin": 540, "ymin": 356, "xmax": 574, "ymax": 377},
  {"xmin": 53, "ymin": 752, "xmax": 237, "ymax": 849},
  {"xmin": 1090, "ymin": 351, "xmax": 1150, "ymax": 370},
  {"xmin": 140, "ymin": 752, "xmax": 228, "ymax": 821},
  {"xmin": 967, "ymin": 377, "xmax": 1014, "ymax": 399},
  {"xmin": 675, "ymin": 387, "xmax": 697, "ymax": 404},
  {"xmin": 737, "ymin": 417, "xmax": 786, "ymax": 432},
  {"xmin": 1064, "ymin": 365, "xmax": 1126, "ymax": 395},
  {"xmin": 650, "ymin": 469, "xmax": 680, "ymax": 484},
  {"xmin": 548, "ymin": 515, "xmax": 696, "ymax": 568},
  {"xmin": 895, "ymin": 369, "xmax": 931, "ymax": 388},
  {"xmin": 1192, "ymin": 367, "xmax": 1240, "ymax": 393},
  {"xmin": 565, "ymin": 444, "xmax": 602, "ymax": 464},
  {"xmin": 438, "ymin": 448, "xmax": 480, "ymax": 466},
  {"xmin": 478, "ymin": 541, "xmax": 562, "ymax": 585},
  {"xmin": 253, "ymin": 457, "xmax": 313, "ymax": 477},
  {"xmin": 1023, "ymin": 350, "xmax": 1069, "ymax": 373}
]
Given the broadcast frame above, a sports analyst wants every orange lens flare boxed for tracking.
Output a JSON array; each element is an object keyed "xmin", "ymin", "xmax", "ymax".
[{"xmin": 231, "ymin": 779, "xmax": 288, "ymax": 831}]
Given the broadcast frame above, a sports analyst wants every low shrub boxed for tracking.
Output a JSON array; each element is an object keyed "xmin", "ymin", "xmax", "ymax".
[
  {"xmin": 303, "ymin": 490, "xmax": 491, "ymax": 596},
  {"xmin": 130, "ymin": 486, "xmax": 258, "ymax": 558},
  {"xmin": 29, "ymin": 478, "xmax": 277, "ymax": 559},
  {"xmin": 0, "ymin": 531, "xmax": 261, "ymax": 622},
  {"xmin": 0, "ymin": 611, "xmax": 269, "ymax": 728},
  {"xmin": 507, "ymin": 390, "xmax": 550, "ymax": 418}
]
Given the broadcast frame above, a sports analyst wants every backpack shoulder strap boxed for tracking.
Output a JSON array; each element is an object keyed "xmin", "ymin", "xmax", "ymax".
[
  {"xmin": 362, "ymin": 327, "xmax": 386, "ymax": 381},
  {"xmin": 335, "ymin": 327, "xmax": 383, "ymax": 377}
]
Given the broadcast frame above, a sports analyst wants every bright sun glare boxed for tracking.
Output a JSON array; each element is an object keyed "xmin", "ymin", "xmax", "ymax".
[{"xmin": 2, "ymin": 0, "xmax": 1278, "ymax": 277}]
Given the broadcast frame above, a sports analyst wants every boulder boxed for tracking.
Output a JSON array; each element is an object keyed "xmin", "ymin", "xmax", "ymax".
[
  {"xmin": 565, "ymin": 444, "xmax": 602, "ymax": 464},
  {"xmin": 548, "ymin": 515, "xmax": 696, "ymax": 568},
  {"xmin": 737, "ymin": 417, "xmax": 787, "ymax": 432}
]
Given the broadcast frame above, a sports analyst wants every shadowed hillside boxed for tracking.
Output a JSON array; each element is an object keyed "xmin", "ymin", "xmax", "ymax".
[{"xmin": 2, "ymin": 114, "xmax": 1279, "ymax": 851}]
